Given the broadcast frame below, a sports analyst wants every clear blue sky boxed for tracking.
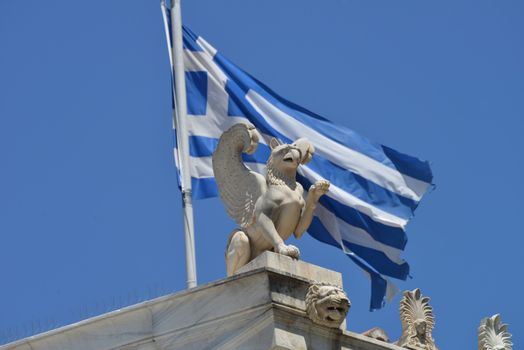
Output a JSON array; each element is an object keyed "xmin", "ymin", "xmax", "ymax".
[{"xmin": 1, "ymin": 0, "xmax": 522, "ymax": 348}]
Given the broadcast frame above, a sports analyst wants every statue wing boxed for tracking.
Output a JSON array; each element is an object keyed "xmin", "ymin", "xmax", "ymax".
[{"xmin": 212, "ymin": 123, "xmax": 267, "ymax": 228}]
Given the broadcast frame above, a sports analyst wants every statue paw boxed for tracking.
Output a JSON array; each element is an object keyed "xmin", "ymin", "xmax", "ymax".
[
  {"xmin": 310, "ymin": 180, "xmax": 330, "ymax": 199},
  {"xmin": 277, "ymin": 243, "xmax": 301, "ymax": 259}
]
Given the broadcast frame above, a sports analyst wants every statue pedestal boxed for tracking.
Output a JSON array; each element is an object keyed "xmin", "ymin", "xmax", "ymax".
[
  {"xmin": 1, "ymin": 252, "xmax": 403, "ymax": 350},
  {"xmin": 236, "ymin": 250, "xmax": 343, "ymax": 286}
]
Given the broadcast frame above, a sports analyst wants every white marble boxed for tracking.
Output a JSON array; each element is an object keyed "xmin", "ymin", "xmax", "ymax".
[
  {"xmin": 305, "ymin": 282, "xmax": 349, "ymax": 328},
  {"xmin": 397, "ymin": 288, "xmax": 438, "ymax": 350},
  {"xmin": 478, "ymin": 314, "xmax": 512, "ymax": 350},
  {"xmin": 1, "ymin": 254, "xmax": 401, "ymax": 350},
  {"xmin": 237, "ymin": 251, "xmax": 343, "ymax": 286},
  {"xmin": 212, "ymin": 123, "xmax": 329, "ymax": 275}
]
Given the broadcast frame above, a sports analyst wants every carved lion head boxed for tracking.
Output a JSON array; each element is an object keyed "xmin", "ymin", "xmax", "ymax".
[{"xmin": 305, "ymin": 282, "xmax": 350, "ymax": 328}]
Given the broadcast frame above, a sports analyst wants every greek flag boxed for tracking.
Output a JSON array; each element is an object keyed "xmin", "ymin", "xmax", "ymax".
[{"xmin": 161, "ymin": 6, "xmax": 433, "ymax": 310}]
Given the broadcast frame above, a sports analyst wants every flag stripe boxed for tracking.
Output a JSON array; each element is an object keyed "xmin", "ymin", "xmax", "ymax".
[
  {"xmin": 211, "ymin": 49, "xmax": 432, "ymax": 185},
  {"xmin": 307, "ymin": 217, "xmax": 393, "ymax": 310},
  {"xmin": 314, "ymin": 203, "xmax": 405, "ymax": 265},
  {"xmin": 245, "ymin": 89, "xmax": 430, "ymax": 202},
  {"xmin": 297, "ymin": 174, "xmax": 408, "ymax": 250},
  {"xmin": 186, "ymin": 134, "xmax": 419, "ymax": 220},
  {"xmin": 177, "ymin": 151, "xmax": 409, "ymax": 251},
  {"xmin": 310, "ymin": 215, "xmax": 409, "ymax": 280},
  {"xmin": 179, "ymin": 150, "xmax": 410, "ymax": 229}
]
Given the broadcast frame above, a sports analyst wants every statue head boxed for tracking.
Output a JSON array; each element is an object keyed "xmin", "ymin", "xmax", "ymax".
[
  {"xmin": 414, "ymin": 319, "xmax": 427, "ymax": 336},
  {"xmin": 269, "ymin": 138, "xmax": 314, "ymax": 170},
  {"xmin": 266, "ymin": 138, "xmax": 314, "ymax": 187}
]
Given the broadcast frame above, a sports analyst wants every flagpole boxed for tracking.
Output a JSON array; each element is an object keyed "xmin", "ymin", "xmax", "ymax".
[{"xmin": 170, "ymin": 0, "xmax": 197, "ymax": 289}]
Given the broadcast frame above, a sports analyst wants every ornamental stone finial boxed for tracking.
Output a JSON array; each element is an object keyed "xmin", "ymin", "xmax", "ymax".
[
  {"xmin": 478, "ymin": 314, "xmax": 513, "ymax": 350},
  {"xmin": 397, "ymin": 288, "xmax": 439, "ymax": 350}
]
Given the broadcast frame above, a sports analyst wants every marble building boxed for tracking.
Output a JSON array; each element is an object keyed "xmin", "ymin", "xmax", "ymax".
[{"xmin": 0, "ymin": 252, "xmax": 405, "ymax": 350}]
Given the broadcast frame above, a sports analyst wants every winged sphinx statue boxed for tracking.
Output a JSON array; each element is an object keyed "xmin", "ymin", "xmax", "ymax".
[
  {"xmin": 397, "ymin": 288, "xmax": 439, "ymax": 350},
  {"xmin": 212, "ymin": 123, "xmax": 330, "ymax": 276},
  {"xmin": 478, "ymin": 314, "xmax": 513, "ymax": 350}
]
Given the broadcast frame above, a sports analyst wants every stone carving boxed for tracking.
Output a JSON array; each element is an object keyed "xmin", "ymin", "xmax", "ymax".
[
  {"xmin": 362, "ymin": 327, "xmax": 390, "ymax": 343},
  {"xmin": 397, "ymin": 288, "xmax": 439, "ymax": 350},
  {"xmin": 305, "ymin": 282, "xmax": 350, "ymax": 328},
  {"xmin": 213, "ymin": 123, "xmax": 330, "ymax": 276},
  {"xmin": 478, "ymin": 314, "xmax": 512, "ymax": 350}
]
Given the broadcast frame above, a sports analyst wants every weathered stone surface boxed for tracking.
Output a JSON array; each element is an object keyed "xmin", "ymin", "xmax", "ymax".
[
  {"xmin": 397, "ymin": 288, "xmax": 439, "ymax": 350},
  {"xmin": 212, "ymin": 123, "xmax": 330, "ymax": 275},
  {"xmin": 0, "ymin": 254, "xmax": 403, "ymax": 350},
  {"xmin": 237, "ymin": 250, "xmax": 343, "ymax": 286},
  {"xmin": 305, "ymin": 282, "xmax": 350, "ymax": 328},
  {"xmin": 362, "ymin": 327, "xmax": 390, "ymax": 343},
  {"xmin": 478, "ymin": 314, "xmax": 513, "ymax": 350}
]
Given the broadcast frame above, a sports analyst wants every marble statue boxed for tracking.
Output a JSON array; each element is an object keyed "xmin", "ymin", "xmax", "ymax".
[
  {"xmin": 478, "ymin": 314, "xmax": 513, "ymax": 350},
  {"xmin": 397, "ymin": 288, "xmax": 439, "ymax": 350},
  {"xmin": 212, "ymin": 123, "xmax": 330, "ymax": 276},
  {"xmin": 362, "ymin": 327, "xmax": 390, "ymax": 343},
  {"xmin": 305, "ymin": 282, "xmax": 350, "ymax": 328}
]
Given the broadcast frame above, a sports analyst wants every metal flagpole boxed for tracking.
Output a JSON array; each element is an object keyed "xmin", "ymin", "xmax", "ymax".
[{"xmin": 170, "ymin": 0, "xmax": 197, "ymax": 289}]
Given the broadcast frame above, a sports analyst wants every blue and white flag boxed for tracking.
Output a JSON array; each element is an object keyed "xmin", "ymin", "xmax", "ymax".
[{"xmin": 161, "ymin": 5, "xmax": 433, "ymax": 310}]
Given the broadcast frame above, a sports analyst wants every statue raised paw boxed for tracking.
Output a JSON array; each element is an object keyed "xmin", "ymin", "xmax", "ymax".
[{"xmin": 212, "ymin": 123, "xmax": 329, "ymax": 276}]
